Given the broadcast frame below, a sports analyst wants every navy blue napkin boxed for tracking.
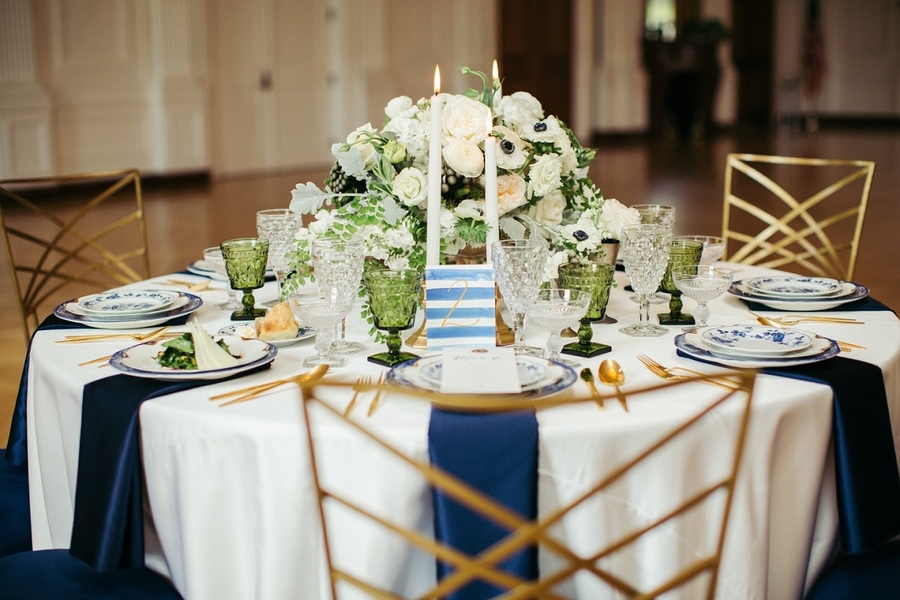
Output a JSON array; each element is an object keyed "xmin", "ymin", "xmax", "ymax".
[
  {"xmin": 69, "ymin": 365, "xmax": 270, "ymax": 572},
  {"xmin": 428, "ymin": 409, "xmax": 539, "ymax": 598},
  {"xmin": 743, "ymin": 295, "xmax": 894, "ymax": 313}
]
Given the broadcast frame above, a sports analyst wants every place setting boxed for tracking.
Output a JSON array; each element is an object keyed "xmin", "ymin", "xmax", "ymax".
[
  {"xmin": 727, "ymin": 274, "xmax": 870, "ymax": 311},
  {"xmin": 52, "ymin": 288, "xmax": 203, "ymax": 330}
]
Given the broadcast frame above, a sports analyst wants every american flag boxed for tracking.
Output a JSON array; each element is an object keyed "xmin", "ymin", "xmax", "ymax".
[{"xmin": 801, "ymin": 0, "xmax": 826, "ymax": 98}]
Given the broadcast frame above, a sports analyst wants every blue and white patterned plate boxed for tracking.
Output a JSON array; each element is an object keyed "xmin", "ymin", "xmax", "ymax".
[
  {"xmin": 109, "ymin": 335, "xmax": 276, "ymax": 381},
  {"xmin": 745, "ymin": 276, "xmax": 843, "ymax": 298},
  {"xmin": 701, "ymin": 325, "xmax": 813, "ymax": 357},
  {"xmin": 53, "ymin": 293, "xmax": 202, "ymax": 329},
  {"xmin": 728, "ymin": 280, "xmax": 868, "ymax": 311},
  {"xmin": 388, "ymin": 354, "xmax": 577, "ymax": 399},
  {"xmin": 218, "ymin": 323, "xmax": 315, "ymax": 347},
  {"xmin": 78, "ymin": 290, "xmax": 178, "ymax": 316},
  {"xmin": 676, "ymin": 329, "xmax": 840, "ymax": 369}
]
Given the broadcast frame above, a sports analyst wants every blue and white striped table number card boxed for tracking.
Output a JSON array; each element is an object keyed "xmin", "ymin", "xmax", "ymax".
[{"xmin": 424, "ymin": 265, "xmax": 497, "ymax": 350}]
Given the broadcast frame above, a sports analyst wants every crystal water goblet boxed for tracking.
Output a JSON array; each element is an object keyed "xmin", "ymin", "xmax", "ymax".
[
  {"xmin": 287, "ymin": 285, "xmax": 352, "ymax": 368},
  {"xmin": 619, "ymin": 224, "xmax": 672, "ymax": 337},
  {"xmin": 657, "ymin": 239, "xmax": 704, "ymax": 326},
  {"xmin": 526, "ymin": 288, "xmax": 591, "ymax": 365},
  {"xmin": 220, "ymin": 238, "xmax": 269, "ymax": 321},
  {"xmin": 256, "ymin": 208, "xmax": 302, "ymax": 305},
  {"xmin": 202, "ymin": 246, "xmax": 242, "ymax": 310},
  {"xmin": 310, "ymin": 236, "xmax": 366, "ymax": 355},
  {"xmin": 492, "ymin": 239, "xmax": 548, "ymax": 354},
  {"xmin": 673, "ymin": 235, "xmax": 726, "ymax": 264},
  {"xmin": 671, "ymin": 265, "xmax": 735, "ymax": 329},
  {"xmin": 557, "ymin": 262, "xmax": 616, "ymax": 357},
  {"xmin": 629, "ymin": 204, "xmax": 675, "ymax": 304},
  {"xmin": 364, "ymin": 269, "xmax": 422, "ymax": 367}
]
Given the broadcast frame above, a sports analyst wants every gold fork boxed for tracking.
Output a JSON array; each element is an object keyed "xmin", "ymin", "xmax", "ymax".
[
  {"xmin": 367, "ymin": 372, "xmax": 387, "ymax": 416},
  {"xmin": 163, "ymin": 279, "xmax": 211, "ymax": 292},
  {"xmin": 213, "ymin": 364, "xmax": 330, "ymax": 407},
  {"xmin": 78, "ymin": 336, "xmax": 171, "ymax": 367},
  {"xmin": 344, "ymin": 376, "xmax": 371, "ymax": 416},
  {"xmin": 748, "ymin": 311, "xmax": 862, "ymax": 326},
  {"xmin": 637, "ymin": 355, "xmax": 739, "ymax": 391},
  {"xmin": 60, "ymin": 326, "xmax": 173, "ymax": 343}
]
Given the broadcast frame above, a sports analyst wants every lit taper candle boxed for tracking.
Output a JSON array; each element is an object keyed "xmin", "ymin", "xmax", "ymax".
[
  {"xmin": 426, "ymin": 65, "xmax": 442, "ymax": 266},
  {"xmin": 484, "ymin": 112, "xmax": 499, "ymax": 262}
]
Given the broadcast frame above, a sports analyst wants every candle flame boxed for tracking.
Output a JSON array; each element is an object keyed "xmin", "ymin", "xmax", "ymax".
[
  {"xmin": 433, "ymin": 65, "xmax": 441, "ymax": 95},
  {"xmin": 492, "ymin": 59, "xmax": 499, "ymax": 83}
]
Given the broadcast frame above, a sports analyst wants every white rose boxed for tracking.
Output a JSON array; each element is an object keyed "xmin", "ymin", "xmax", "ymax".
[
  {"xmin": 383, "ymin": 226, "xmax": 415, "ymax": 251},
  {"xmin": 496, "ymin": 91, "xmax": 544, "ymax": 133},
  {"xmin": 492, "ymin": 125, "xmax": 528, "ymax": 170},
  {"xmin": 385, "ymin": 96, "xmax": 413, "ymax": 119},
  {"xmin": 527, "ymin": 154, "xmax": 563, "ymax": 198},
  {"xmin": 495, "ymin": 174, "xmax": 527, "ymax": 215},
  {"xmin": 544, "ymin": 250, "xmax": 569, "ymax": 281},
  {"xmin": 346, "ymin": 123, "xmax": 378, "ymax": 168},
  {"xmin": 442, "ymin": 95, "xmax": 491, "ymax": 144},
  {"xmin": 454, "ymin": 199, "xmax": 486, "ymax": 220},
  {"xmin": 597, "ymin": 198, "xmax": 640, "ymax": 241},
  {"xmin": 391, "ymin": 167, "xmax": 428, "ymax": 207},
  {"xmin": 526, "ymin": 189, "xmax": 567, "ymax": 227},
  {"xmin": 442, "ymin": 139, "xmax": 485, "ymax": 178},
  {"xmin": 385, "ymin": 256, "xmax": 410, "ymax": 271},
  {"xmin": 308, "ymin": 209, "xmax": 336, "ymax": 235}
]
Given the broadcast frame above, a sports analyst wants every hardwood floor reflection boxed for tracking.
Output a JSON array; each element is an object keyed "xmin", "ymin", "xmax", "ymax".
[{"xmin": 2, "ymin": 125, "xmax": 899, "ymax": 445}]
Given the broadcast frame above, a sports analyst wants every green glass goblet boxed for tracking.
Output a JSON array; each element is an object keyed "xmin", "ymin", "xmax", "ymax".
[
  {"xmin": 657, "ymin": 239, "xmax": 704, "ymax": 325},
  {"xmin": 220, "ymin": 238, "xmax": 270, "ymax": 321},
  {"xmin": 557, "ymin": 262, "xmax": 616, "ymax": 358},
  {"xmin": 364, "ymin": 269, "xmax": 422, "ymax": 367}
]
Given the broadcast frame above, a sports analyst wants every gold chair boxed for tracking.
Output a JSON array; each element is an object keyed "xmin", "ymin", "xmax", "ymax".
[
  {"xmin": 721, "ymin": 153, "xmax": 875, "ymax": 280},
  {"xmin": 299, "ymin": 371, "xmax": 756, "ymax": 599},
  {"xmin": 0, "ymin": 169, "xmax": 150, "ymax": 341}
]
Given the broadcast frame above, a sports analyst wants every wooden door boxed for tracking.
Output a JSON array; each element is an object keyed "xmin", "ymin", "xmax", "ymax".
[
  {"xmin": 732, "ymin": 0, "xmax": 773, "ymax": 126},
  {"xmin": 500, "ymin": 0, "xmax": 572, "ymax": 125}
]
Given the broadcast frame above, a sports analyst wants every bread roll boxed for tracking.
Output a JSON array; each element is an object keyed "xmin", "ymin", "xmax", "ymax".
[{"xmin": 255, "ymin": 301, "xmax": 299, "ymax": 341}]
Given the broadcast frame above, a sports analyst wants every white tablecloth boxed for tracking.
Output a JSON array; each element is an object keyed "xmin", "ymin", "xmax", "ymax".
[{"xmin": 25, "ymin": 264, "xmax": 900, "ymax": 599}]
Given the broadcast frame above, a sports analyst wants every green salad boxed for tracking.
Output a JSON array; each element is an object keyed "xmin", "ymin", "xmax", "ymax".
[{"xmin": 155, "ymin": 333, "xmax": 234, "ymax": 370}]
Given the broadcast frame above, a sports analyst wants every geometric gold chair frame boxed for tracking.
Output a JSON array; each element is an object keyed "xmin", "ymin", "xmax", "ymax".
[
  {"xmin": 300, "ymin": 371, "xmax": 756, "ymax": 599},
  {"xmin": 722, "ymin": 153, "xmax": 874, "ymax": 280},
  {"xmin": 0, "ymin": 169, "xmax": 150, "ymax": 341}
]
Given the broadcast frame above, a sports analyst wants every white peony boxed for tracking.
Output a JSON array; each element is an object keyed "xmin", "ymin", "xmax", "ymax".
[
  {"xmin": 495, "ymin": 174, "xmax": 527, "ymax": 215},
  {"xmin": 441, "ymin": 95, "xmax": 491, "ymax": 144},
  {"xmin": 496, "ymin": 91, "xmax": 544, "ymax": 134},
  {"xmin": 526, "ymin": 189, "xmax": 567, "ymax": 227},
  {"xmin": 442, "ymin": 139, "xmax": 485, "ymax": 178},
  {"xmin": 492, "ymin": 125, "xmax": 528, "ymax": 170},
  {"xmin": 346, "ymin": 123, "xmax": 378, "ymax": 168},
  {"xmin": 597, "ymin": 198, "xmax": 640, "ymax": 241},
  {"xmin": 392, "ymin": 167, "xmax": 428, "ymax": 207},
  {"xmin": 527, "ymin": 153, "xmax": 563, "ymax": 198},
  {"xmin": 384, "ymin": 96, "xmax": 413, "ymax": 119}
]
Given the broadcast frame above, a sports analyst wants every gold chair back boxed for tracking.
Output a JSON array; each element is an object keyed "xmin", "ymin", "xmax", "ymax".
[
  {"xmin": 722, "ymin": 153, "xmax": 874, "ymax": 280},
  {"xmin": 0, "ymin": 169, "xmax": 150, "ymax": 340},
  {"xmin": 299, "ymin": 371, "xmax": 756, "ymax": 599}
]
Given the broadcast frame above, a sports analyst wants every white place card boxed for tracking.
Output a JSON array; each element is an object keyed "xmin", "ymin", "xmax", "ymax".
[
  {"xmin": 440, "ymin": 347, "xmax": 522, "ymax": 394},
  {"xmin": 425, "ymin": 265, "xmax": 497, "ymax": 350}
]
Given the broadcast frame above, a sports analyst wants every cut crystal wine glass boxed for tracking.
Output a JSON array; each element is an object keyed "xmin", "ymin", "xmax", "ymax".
[
  {"xmin": 287, "ymin": 285, "xmax": 352, "ymax": 368},
  {"xmin": 256, "ymin": 209, "xmax": 302, "ymax": 305},
  {"xmin": 619, "ymin": 223, "xmax": 672, "ymax": 337},
  {"xmin": 310, "ymin": 236, "xmax": 366, "ymax": 355},
  {"xmin": 491, "ymin": 239, "xmax": 548, "ymax": 354}
]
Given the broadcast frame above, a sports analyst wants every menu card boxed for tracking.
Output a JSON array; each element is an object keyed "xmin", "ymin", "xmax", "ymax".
[{"xmin": 440, "ymin": 347, "xmax": 522, "ymax": 394}]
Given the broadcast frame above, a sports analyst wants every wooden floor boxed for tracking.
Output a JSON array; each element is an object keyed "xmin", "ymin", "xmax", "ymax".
[{"xmin": 2, "ymin": 125, "xmax": 899, "ymax": 446}]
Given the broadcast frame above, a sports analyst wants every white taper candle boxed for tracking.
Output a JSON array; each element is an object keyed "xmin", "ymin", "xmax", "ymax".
[{"xmin": 426, "ymin": 65, "xmax": 442, "ymax": 266}]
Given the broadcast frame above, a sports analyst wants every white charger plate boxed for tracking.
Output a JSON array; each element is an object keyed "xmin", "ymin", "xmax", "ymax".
[
  {"xmin": 218, "ymin": 323, "xmax": 315, "ymax": 347},
  {"xmin": 78, "ymin": 290, "xmax": 179, "ymax": 316},
  {"xmin": 745, "ymin": 276, "xmax": 843, "ymax": 298},
  {"xmin": 109, "ymin": 335, "xmax": 277, "ymax": 380},
  {"xmin": 388, "ymin": 354, "xmax": 577, "ymax": 398},
  {"xmin": 675, "ymin": 329, "xmax": 840, "ymax": 369},
  {"xmin": 728, "ymin": 280, "xmax": 869, "ymax": 311},
  {"xmin": 701, "ymin": 325, "xmax": 813, "ymax": 357},
  {"xmin": 187, "ymin": 260, "xmax": 229, "ymax": 281},
  {"xmin": 53, "ymin": 293, "xmax": 202, "ymax": 329}
]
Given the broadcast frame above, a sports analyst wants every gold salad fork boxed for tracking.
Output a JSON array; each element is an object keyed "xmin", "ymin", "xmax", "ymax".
[
  {"xmin": 344, "ymin": 376, "xmax": 371, "ymax": 416},
  {"xmin": 367, "ymin": 372, "xmax": 387, "ymax": 417},
  {"xmin": 59, "ymin": 326, "xmax": 174, "ymax": 344},
  {"xmin": 748, "ymin": 311, "xmax": 862, "ymax": 326},
  {"xmin": 637, "ymin": 355, "xmax": 739, "ymax": 391},
  {"xmin": 211, "ymin": 364, "xmax": 330, "ymax": 407},
  {"xmin": 751, "ymin": 313, "xmax": 866, "ymax": 351}
]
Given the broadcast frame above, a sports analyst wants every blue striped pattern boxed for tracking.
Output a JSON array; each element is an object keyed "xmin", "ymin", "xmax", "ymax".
[{"xmin": 425, "ymin": 265, "xmax": 497, "ymax": 350}]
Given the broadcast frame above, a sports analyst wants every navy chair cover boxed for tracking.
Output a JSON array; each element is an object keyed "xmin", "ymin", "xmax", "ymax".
[
  {"xmin": 0, "ymin": 549, "xmax": 183, "ymax": 599},
  {"xmin": 0, "ymin": 448, "xmax": 30, "ymax": 557},
  {"xmin": 806, "ymin": 541, "xmax": 900, "ymax": 600}
]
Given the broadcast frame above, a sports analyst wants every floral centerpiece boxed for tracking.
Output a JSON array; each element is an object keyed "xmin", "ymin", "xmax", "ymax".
[{"xmin": 284, "ymin": 67, "xmax": 638, "ymax": 293}]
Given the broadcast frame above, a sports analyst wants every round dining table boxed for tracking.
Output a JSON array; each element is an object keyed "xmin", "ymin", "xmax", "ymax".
[{"xmin": 21, "ymin": 263, "xmax": 900, "ymax": 600}]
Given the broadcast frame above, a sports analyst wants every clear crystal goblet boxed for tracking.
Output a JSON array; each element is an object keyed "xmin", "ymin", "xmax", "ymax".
[
  {"xmin": 526, "ymin": 288, "xmax": 591, "ymax": 365},
  {"xmin": 202, "ymin": 246, "xmax": 242, "ymax": 310},
  {"xmin": 619, "ymin": 223, "xmax": 672, "ymax": 337},
  {"xmin": 310, "ymin": 236, "xmax": 366, "ymax": 355},
  {"xmin": 287, "ymin": 285, "xmax": 352, "ymax": 368},
  {"xmin": 256, "ymin": 208, "xmax": 302, "ymax": 305},
  {"xmin": 671, "ymin": 265, "xmax": 735, "ymax": 329},
  {"xmin": 491, "ymin": 239, "xmax": 548, "ymax": 354}
]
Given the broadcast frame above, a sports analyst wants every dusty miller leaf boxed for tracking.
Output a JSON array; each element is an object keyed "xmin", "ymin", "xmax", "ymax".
[{"xmin": 289, "ymin": 183, "xmax": 330, "ymax": 214}]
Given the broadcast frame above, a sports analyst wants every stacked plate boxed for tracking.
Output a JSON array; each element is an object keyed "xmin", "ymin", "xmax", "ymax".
[
  {"xmin": 388, "ymin": 354, "xmax": 578, "ymax": 399},
  {"xmin": 728, "ymin": 275, "xmax": 868, "ymax": 311},
  {"xmin": 109, "ymin": 335, "xmax": 277, "ymax": 381},
  {"xmin": 675, "ymin": 324, "xmax": 841, "ymax": 368},
  {"xmin": 187, "ymin": 259, "xmax": 228, "ymax": 281},
  {"xmin": 54, "ymin": 290, "xmax": 203, "ymax": 329}
]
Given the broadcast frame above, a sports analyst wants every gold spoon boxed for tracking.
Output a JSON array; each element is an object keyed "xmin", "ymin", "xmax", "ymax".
[
  {"xmin": 598, "ymin": 359, "xmax": 628, "ymax": 412},
  {"xmin": 579, "ymin": 368, "xmax": 604, "ymax": 410}
]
